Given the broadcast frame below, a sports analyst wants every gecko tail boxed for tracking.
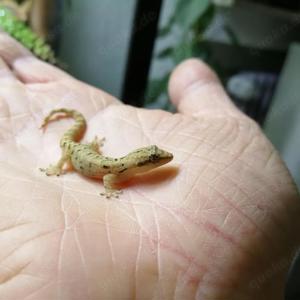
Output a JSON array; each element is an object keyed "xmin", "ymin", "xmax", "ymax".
[{"xmin": 40, "ymin": 108, "xmax": 87, "ymax": 143}]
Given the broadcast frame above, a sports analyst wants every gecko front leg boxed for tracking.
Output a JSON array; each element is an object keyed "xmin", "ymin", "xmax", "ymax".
[
  {"xmin": 40, "ymin": 152, "xmax": 69, "ymax": 176},
  {"xmin": 89, "ymin": 136, "xmax": 105, "ymax": 154},
  {"xmin": 100, "ymin": 174, "xmax": 123, "ymax": 199}
]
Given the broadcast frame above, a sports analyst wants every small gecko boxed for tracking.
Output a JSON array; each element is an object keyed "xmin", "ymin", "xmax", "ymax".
[{"xmin": 39, "ymin": 108, "xmax": 173, "ymax": 198}]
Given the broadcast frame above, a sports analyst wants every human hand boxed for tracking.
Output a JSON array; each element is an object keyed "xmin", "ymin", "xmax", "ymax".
[{"xmin": 0, "ymin": 33, "xmax": 299, "ymax": 300}]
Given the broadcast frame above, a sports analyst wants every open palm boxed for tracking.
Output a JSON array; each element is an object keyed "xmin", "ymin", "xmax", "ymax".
[{"xmin": 0, "ymin": 33, "xmax": 299, "ymax": 300}]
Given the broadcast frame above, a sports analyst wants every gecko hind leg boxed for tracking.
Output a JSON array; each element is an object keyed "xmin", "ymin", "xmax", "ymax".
[
  {"xmin": 39, "ymin": 153, "xmax": 69, "ymax": 176},
  {"xmin": 100, "ymin": 173, "xmax": 123, "ymax": 199},
  {"xmin": 89, "ymin": 136, "xmax": 105, "ymax": 154}
]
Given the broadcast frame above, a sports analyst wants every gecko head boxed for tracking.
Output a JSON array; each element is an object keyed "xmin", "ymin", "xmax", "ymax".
[
  {"xmin": 135, "ymin": 145, "xmax": 173, "ymax": 172},
  {"xmin": 118, "ymin": 145, "xmax": 173, "ymax": 176}
]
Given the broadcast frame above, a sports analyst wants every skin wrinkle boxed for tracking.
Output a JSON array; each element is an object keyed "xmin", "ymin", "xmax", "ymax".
[
  {"xmin": 149, "ymin": 114, "xmax": 177, "ymax": 148},
  {"xmin": 176, "ymin": 204, "xmax": 264, "ymax": 261},
  {"xmin": 132, "ymin": 191, "xmax": 206, "ymax": 295},
  {"xmin": 180, "ymin": 120, "xmax": 240, "ymax": 207},
  {"xmin": 63, "ymin": 188, "xmax": 83, "ymax": 216},
  {"xmin": 136, "ymin": 109, "xmax": 153, "ymax": 145},
  {"xmin": 0, "ymin": 221, "xmax": 29, "ymax": 234},
  {"xmin": 104, "ymin": 201, "xmax": 116, "ymax": 265},
  {"xmin": 0, "ymin": 265, "xmax": 48, "ymax": 283},
  {"xmin": 154, "ymin": 237, "xmax": 207, "ymax": 285},
  {"xmin": 208, "ymin": 165, "xmax": 277, "ymax": 247},
  {"xmin": 171, "ymin": 146, "xmax": 229, "ymax": 166},
  {"xmin": 156, "ymin": 115, "xmax": 183, "ymax": 145},
  {"xmin": 0, "ymin": 228, "xmax": 64, "ymax": 269},
  {"xmin": 163, "ymin": 217, "xmax": 203, "ymax": 290},
  {"xmin": 126, "ymin": 191, "xmax": 151, "ymax": 300},
  {"xmin": 146, "ymin": 111, "xmax": 166, "ymax": 135},
  {"xmin": 172, "ymin": 270, "xmax": 180, "ymax": 300},
  {"xmin": 22, "ymin": 280, "xmax": 55, "ymax": 300},
  {"xmin": 74, "ymin": 226, "xmax": 91, "ymax": 300},
  {"xmin": 0, "ymin": 262, "xmax": 30, "ymax": 285},
  {"xmin": 57, "ymin": 189, "xmax": 67, "ymax": 300},
  {"xmin": 175, "ymin": 127, "xmax": 214, "ymax": 203},
  {"xmin": 60, "ymin": 182, "xmax": 84, "ymax": 223},
  {"xmin": 211, "ymin": 157, "xmax": 292, "ymax": 240},
  {"xmin": 13, "ymin": 173, "xmax": 41, "ymax": 227},
  {"xmin": 6, "ymin": 102, "xmax": 27, "ymax": 141},
  {"xmin": 133, "ymin": 212, "xmax": 143, "ymax": 300},
  {"xmin": 88, "ymin": 86, "xmax": 105, "ymax": 111},
  {"xmin": 115, "ymin": 115, "xmax": 141, "ymax": 131},
  {"xmin": 0, "ymin": 112, "xmax": 28, "ymax": 121},
  {"xmin": 158, "ymin": 204, "xmax": 190, "ymax": 238},
  {"xmin": 64, "ymin": 186, "xmax": 98, "ymax": 197},
  {"xmin": 216, "ymin": 167, "xmax": 289, "ymax": 241},
  {"xmin": 110, "ymin": 191, "xmax": 205, "ymax": 296},
  {"xmin": 180, "ymin": 255, "xmax": 202, "ymax": 288},
  {"xmin": 175, "ymin": 129, "xmax": 285, "ymax": 198},
  {"xmin": 221, "ymin": 209, "xmax": 234, "ymax": 229},
  {"xmin": 151, "ymin": 202, "xmax": 163, "ymax": 299}
]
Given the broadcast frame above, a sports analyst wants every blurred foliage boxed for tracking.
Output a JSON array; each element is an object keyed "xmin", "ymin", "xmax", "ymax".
[
  {"xmin": 145, "ymin": 0, "xmax": 236, "ymax": 110},
  {"xmin": 0, "ymin": 1, "xmax": 56, "ymax": 64}
]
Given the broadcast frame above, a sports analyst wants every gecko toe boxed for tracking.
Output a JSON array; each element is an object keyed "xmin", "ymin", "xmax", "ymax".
[{"xmin": 100, "ymin": 189, "xmax": 122, "ymax": 199}]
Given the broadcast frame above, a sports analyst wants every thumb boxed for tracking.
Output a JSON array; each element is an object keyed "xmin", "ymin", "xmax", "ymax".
[{"xmin": 168, "ymin": 58, "xmax": 240, "ymax": 118}]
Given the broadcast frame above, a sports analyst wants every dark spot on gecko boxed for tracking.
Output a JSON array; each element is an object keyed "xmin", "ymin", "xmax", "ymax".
[
  {"xmin": 121, "ymin": 163, "xmax": 125, "ymax": 166},
  {"xmin": 75, "ymin": 157, "xmax": 78, "ymax": 160},
  {"xmin": 119, "ymin": 168, "xmax": 127, "ymax": 173},
  {"xmin": 80, "ymin": 166, "xmax": 84, "ymax": 170},
  {"xmin": 149, "ymin": 154, "xmax": 159, "ymax": 162},
  {"xmin": 103, "ymin": 165, "xmax": 109, "ymax": 169},
  {"xmin": 63, "ymin": 141, "xmax": 66, "ymax": 147},
  {"xmin": 114, "ymin": 158, "xmax": 118, "ymax": 161},
  {"xmin": 137, "ymin": 161, "xmax": 147, "ymax": 167}
]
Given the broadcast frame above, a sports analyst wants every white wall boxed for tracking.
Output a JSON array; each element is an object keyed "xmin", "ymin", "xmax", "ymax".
[
  {"xmin": 58, "ymin": 0, "xmax": 136, "ymax": 98},
  {"xmin": 264, "ymin": 43, "xmax": 300, "ymax": 189}
]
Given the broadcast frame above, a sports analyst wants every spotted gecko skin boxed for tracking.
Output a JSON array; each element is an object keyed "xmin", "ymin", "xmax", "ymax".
[{"xmin": 40, "ymin": 108, "xmax": 173, "ymax": 198}]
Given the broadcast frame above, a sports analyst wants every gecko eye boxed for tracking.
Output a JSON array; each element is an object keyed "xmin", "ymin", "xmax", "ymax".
[{"xmin": 149, "ymin": 145, "xmax": 173, "ymax": 164}]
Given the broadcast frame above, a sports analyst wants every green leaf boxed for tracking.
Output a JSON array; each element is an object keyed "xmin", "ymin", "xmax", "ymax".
[
  {"xmin": 174, "ymin": 0, "xmax": 211, "ymax": 32},
  {"xmin": 158, "ymin": 25, "xmax": 171, "ymax": 38},
  {"xmin": 192, "ymin": 3, "xmax": 215, "ymax": 35},
  {"xmin": 157, "ymin": 47, "xmax": 173, "ymax": 59},
  {"xmin": 158, "ymin": 15, "xmax": 175, "ymax": 38},
  {"xmin": 145, "ymin": 74, "xmax": 170, "ymax": 105},
  {"xmin": 172, "ymin": 42, "xmax": 194, "ymax": 64},
  {"xmin": 192, "ymin": 42, "xmax": 210, "ymax": 61}
]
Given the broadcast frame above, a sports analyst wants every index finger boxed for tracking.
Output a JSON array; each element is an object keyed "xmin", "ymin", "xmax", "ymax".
[{"xmin": 0, "ymin": 32, "xmax": 69, "ymax": 84}]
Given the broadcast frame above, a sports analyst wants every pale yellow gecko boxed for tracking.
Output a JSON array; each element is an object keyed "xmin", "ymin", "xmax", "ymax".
[{"xmin": 39, "ymin": 108, "xmax": 173, "ymax": 198}]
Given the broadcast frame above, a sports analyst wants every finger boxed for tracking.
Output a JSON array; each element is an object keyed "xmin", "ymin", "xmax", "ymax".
[
  {"xmin": 0, "ymin": 32, "xmax": 66, "ymax": 83},
  {"xmin": 168, "ymin": 58, "xmax": 240, "ymax": 118},
  {"xmin": 13, "ymin": 56, "xmax": 69, "ymax": 84},
  {"xmin": 0, "ymin": 56, "xmax": 16, "ymax": 80}
]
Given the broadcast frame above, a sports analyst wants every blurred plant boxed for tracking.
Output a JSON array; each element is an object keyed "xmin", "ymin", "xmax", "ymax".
[
  {"xmin": 0, "ymin": 0, "xmax": 56, "ymax": 63},
  {"xmin": 145, "ymin": 0, "xmax": 236, "ymax": 110}
]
